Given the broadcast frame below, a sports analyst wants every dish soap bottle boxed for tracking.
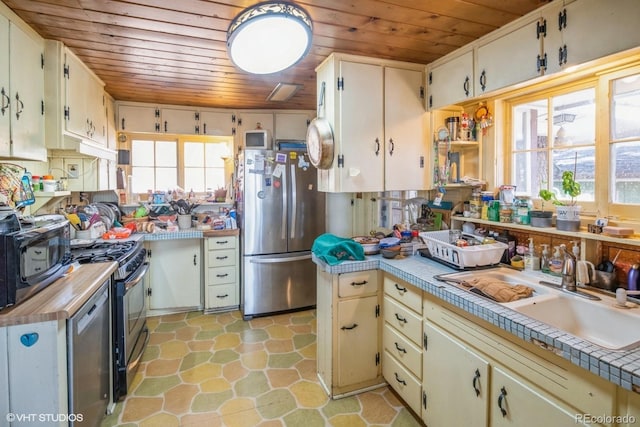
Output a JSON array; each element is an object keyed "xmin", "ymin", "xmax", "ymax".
[
  {"xmin": 540, "ymin": 244, "xmax": 550, "ymax": 273},
  {"xmin": 549, "ymin": 246, "xmax": 563, "ymax": 276},
  {"xmin": 525, "ymin": 238, "xmax": 540, "ymax": 271}
]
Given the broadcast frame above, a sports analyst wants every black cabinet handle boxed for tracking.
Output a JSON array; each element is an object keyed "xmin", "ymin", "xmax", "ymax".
[
  {"xmin": 394, "ymin": 313, "xmax": 407, "ymax": 324},
  {"xmin": 463, "ymin": 76, "xmax": 470, "ymax": 96},
  {"xmin": 216, "ymin": 240, "xmax": 229, "ymax": 245},
  {"xmin": 164, "ymin": 121, "xmax": 168, "ymax": 132},
  {"xmin": 340, "ymin": 323, "xmax": 358, "ymax": 330},
  {"xmin": 216, "ymin": 294, "xmax": 229, "ymax": 299},
  {"xmin": 216, "ymin": 273, "xmax": 229, "ymax": 278},
  {"xmin": 15, "ymin": 92, "xmax": 24, "ymax": 120},
  {"xmin": 350, "ymin": 280, "xmax": 367, "ymax": 286},
  {"xmin": 394, "ymin": 342, "xmax": 407, "ymax": 354},
  {"xmin": 498, "ymin": 386, "xmax": 508, "ymax": 417},
  {"xmin": 203, "ymin": 123, "xmax": 207, "ymax": 134},
  {"xmin": 216, "ymin": 256, "xmax": 229, "ymax": 260},
  {"xmin": 479, "ymin": 70, "xmax": 487, "ymax": 92},
  {"xmin": 121, "ymin": 118, "xmax": 125, "ymax": 130},
  {"xmin": 394, "ymin": 283, "xmax": 407, "ymax": 293},
  {"xmin": 394, "ymin": 372, "xmax": 407, "ymax": 386},
  {"xmin": 193, "ymin": 254, "xmax": 197, "ymax": 265},
  {"xmin": 389, "ymin": 138, "xmax": 394, "ymax": 156},
  {"xmin": 1, "ymin": 88, "xmax": 10, "ymax": 115},
  {"xmin": 472, "ymin": 369, "xmax": 481, "ymax": 397},
  {"xmin": 375, "ymin": 138, "xmax": 380, "ymax": 155}
]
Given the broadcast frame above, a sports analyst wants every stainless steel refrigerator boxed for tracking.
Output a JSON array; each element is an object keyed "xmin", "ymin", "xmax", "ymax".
[{"xmin": 237, "ymin": 148, "xmax": 325, "ymax": 319}]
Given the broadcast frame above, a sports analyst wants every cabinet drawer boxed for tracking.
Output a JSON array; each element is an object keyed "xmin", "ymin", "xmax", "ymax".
[
  {"xmin": 384, "ymin": 296, "xmax": 422, "ymax": 345},
  {"xmin": 338, "ymin": 270, "xmax": 378, "ymax": 298},
  {"xmin": 208, "ymin": 266, "xmax": 236, "ymax": 285},
  {"xmin": 207, "ymin": 284, "xmax": 237, "ymax": 309},
  {"xmin": 207, "ymin": 249, "xmax": 236, "ymax": 266},
  {"xmin": 383, "ymin": 350, "xmax": 421, "ymax": 414},
  {"xmin": 384, "ymin": 275, "xmax": 422, "ymax": 314},
  {"xmin": 383, "ymin": 323, "xmax": 422, "ymax": 379},
  {"xmin": 207, "ymin": 237, "xmax": 236, "ymax": 250}
]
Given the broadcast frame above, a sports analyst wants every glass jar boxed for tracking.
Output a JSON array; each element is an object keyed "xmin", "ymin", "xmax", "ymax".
[
  {"xmin": 499, "ymin": 205, "xmax": 513, "ymax": 223},
  {"xmin": 514, "ymin": 196, "xmax": 532, "ymax": 225},
  {"xmin": 469, "ymin": 191, "xmax": 481, "ymax": 218}
]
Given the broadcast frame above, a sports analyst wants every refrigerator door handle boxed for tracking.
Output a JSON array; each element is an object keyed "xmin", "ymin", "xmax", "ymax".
[
  {"xmin": 290, "ymin": 164, "xmax": 297, "ymax": 239},
  {"xmin": 281, "ymin": 161, "xmax": 287, "ymax": 241},
  {"xmin": 249, "ymin": 254, "xmax": 311, "ymax": 264}
]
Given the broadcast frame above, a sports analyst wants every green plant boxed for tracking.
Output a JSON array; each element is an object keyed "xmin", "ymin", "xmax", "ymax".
[{"xmin": 538, "ymin": 170, "xmax": 581, "ymax": 207}]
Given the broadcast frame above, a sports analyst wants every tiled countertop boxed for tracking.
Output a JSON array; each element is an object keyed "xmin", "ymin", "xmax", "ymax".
[
  {"xmin": 313, "ymin": 253, "xmax": 640, "ymax": 393},
  {"xmin": 142, "ymin": 229, "xmax": 238, "ymax": 241}
]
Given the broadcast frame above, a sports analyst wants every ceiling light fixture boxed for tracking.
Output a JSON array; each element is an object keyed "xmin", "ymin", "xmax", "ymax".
[
  {"xmin": 226, "ymin": 2, "xmax": 313, "ymax": 75},
  {"xmin": 266, "ymin": 83, "xmax": 303, "ymax": 101}
]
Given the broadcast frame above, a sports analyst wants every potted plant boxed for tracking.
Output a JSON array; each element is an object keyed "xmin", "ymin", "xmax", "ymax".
[{"xmin": 536, "ymin": 169, "xmax": 582, "ymax": 231}]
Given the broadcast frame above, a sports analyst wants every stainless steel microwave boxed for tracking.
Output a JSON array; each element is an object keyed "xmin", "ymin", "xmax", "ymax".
[
  {"xmin": 0, "ymin": 220, "xmax": 71, "ymax": 310},
  {"xmin": 244, "ymin": 129, "xmax": 271, "ymax": 149}
]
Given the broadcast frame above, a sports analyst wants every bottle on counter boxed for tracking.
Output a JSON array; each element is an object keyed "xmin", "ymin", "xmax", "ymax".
[
  {"xmin": 525, "ymin": 238, "xmax": 540, "ymax": 271},
  {"xmin": 549, "ymin": 246, "xmax": 563, "ymax": 276},
  {"xmin": 540, "ymin": 244, "xmax": 551, "ymax": 273},
  {"xmin": 628, "ymin": 264, "xmax": 640, "ymax": 291}
]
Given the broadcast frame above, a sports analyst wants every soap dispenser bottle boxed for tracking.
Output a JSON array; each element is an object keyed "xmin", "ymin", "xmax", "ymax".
[
  {"xmin": 549, "ymin": 246, "xmax": 563, "ymax": 276},
  {"xmin": 525, "ymin": 238, "xmax": 540, "ymax": 271},
  {"xmin": 540, "ymin": 244, "xmax": 550, "ymax": 273}
]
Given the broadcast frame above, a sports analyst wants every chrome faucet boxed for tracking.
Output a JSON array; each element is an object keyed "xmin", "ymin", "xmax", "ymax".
[{"xmin": 560, "ymin": 245, "xmax": 577, "ymax": 292}]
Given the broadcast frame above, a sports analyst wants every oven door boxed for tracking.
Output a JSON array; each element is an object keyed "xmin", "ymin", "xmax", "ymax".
[{"xmin": 124, "ymin": 262, "xmax": 148, "ymax": 360}]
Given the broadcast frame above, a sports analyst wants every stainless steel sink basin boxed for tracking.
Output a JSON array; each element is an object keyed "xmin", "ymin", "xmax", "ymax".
[{"xmin": 435, "ymin": 267, "xmax": 640, "ymax": 351}]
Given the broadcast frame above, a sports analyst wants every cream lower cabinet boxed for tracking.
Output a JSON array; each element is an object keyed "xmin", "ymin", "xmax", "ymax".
[
  {"xmin": 204, "ymin": 235, "xmax": 239, "ymax": 312},
  {"xmin": 422, "ymin": 322, "xmax": 489, "ymax": 426},
  {"xmin": 382, "ymin": 274, "xmax": 423, "ymax": 414},
  {"xmin": 146, "ymin": 239, "xmax": 202, "ymax": 312},
  {"xmin": 317, "ymin": 268, "xmax": 383, "ymax": 398},
  {"xmin": 423, "ymin": 295, "xmax": 616, "ymax": 427}
]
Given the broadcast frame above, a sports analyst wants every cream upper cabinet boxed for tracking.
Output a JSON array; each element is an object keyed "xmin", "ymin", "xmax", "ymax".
[
  {"xmin": 543, "ymin": 0, "xmax": 640, "ymax": 75},
  {"xmin": 475, "ymin": 16, "xmax": 544, "ymax": 95},
  {"xmin": 64, "ymin": 48, "xmax": 106, "ymax": 146},
  {"xmin": 427, "ymin": 49, "xmax": 474, "ymax": 110},
  {"xmin": 422, "ymin": 322, "xmax": 489, "ymax": 427},
  {"xmin": 199, "ymin": 111, "xmax": 235, "ymax": 136},
  {"xmin": 160, "ymin": 107, "xmax": 198, "ymax": 134},
  {"xmin": 274, "ymin": 111, "xmax": 313, "ymax": 141},
  {"xmin": 0, "ymin": 18, "xmax": 46, "ymax": 161},
  {"xmin": 117, "ymin": 103, "xmax": 160, "ymax": 133},
  {"xmin": 315, "ymin": 53, "xmax": 425, "ymax": 192}
]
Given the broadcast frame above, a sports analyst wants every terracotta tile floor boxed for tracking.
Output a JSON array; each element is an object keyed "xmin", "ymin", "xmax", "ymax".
[{"xmin": 101, "ymin": 309, "xmax": 422, "ymax": 427}]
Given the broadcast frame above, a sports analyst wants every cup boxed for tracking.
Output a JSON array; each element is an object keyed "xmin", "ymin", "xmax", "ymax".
[
  {"xmin": 177, "ymin": 214, "xmax": 192, "ymax": 230},
  {"xmin": 75, "ymin": 229, "xmax": 91, "ymax": 240}
]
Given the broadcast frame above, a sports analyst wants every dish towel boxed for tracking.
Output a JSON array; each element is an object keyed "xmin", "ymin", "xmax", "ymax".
[
  {"xmin": 312, "ymin": 233, "xmax": 365, "ymax": 265},
  {"xmin": 467, "ymin": 278, "xmax": 534, "ymax": 302}
]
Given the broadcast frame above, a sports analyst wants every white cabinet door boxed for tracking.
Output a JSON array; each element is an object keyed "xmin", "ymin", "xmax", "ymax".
[
  {"xmin": 0, "ymin": 15, "xmax": 9, "ymax": 156},
  {"xmin": 148, "ymin": 239, "xmax": 202, "ymax": 310},
  {"xmin": 65, "ymin": 49, "xmax": 91, "ymax": 139},
  {"xmin": 274, "ymin": 111, "xmax": 312, "ymax": 140},
  {"xmin": 118, "ymin": 104, "xmax": 160, "ymax": 133},
  {"xmin": 200, "ymin": 111, "xmax": 235, "ymax": 136},
  {"xmin": 544, "ymin": 0, "xmax": 640, "ymax": 75},
  {"xmin": 8, "ymin": 21, "xmax": 46, "ymax": 161},
  {"xmin": 490, "ymin": 366, "xmax": 581, "ymax": 427},
  {"xmin": 338, "ymin": 60, "xmax": 384, "ymax": 192},
  {"xmin": 337, "ymin": 294, "xmax": 380, "ymax": 387},
  {"xmin": 384, "ymin": 66, "xmax": 426, "ymax": 191},
  {"xmin": 428, "ymin": 49, "xmax": 474, "ymax": 110},
  {"xmin": 161, "ymin": 107, "xmax": 198, "ymax": 134},
  {"xmin": 422, "ymin": 322, "xmax": 489, "ymax": 427},
  {"xmin": 476, "ymin": 17, "xmax": 543, "ymax": 95}
]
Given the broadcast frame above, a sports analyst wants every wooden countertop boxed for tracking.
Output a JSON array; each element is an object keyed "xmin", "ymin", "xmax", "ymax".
[
  {"xmin": 202, "ymin": 229, "xmax": 239, "ymax": 237},
  {"xmin": 0, "ymin": 262, "xmax": 118, "ymax": 327}
]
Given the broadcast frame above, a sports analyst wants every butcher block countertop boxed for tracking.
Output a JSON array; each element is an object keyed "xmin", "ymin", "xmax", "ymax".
[{"xmin": 0, "ymin": 262, "xmax": 117, "ymax": 327}]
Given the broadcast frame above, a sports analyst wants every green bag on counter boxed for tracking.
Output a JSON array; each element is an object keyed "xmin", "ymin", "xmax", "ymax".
[{"xmin": 312, "ymin": 233, "xmax": 365, "ymax": 265}]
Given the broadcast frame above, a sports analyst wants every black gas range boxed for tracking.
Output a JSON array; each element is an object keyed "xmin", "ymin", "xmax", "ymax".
[{"xmin": 70, "ymin": 235, "xmax": 149, "ymax": 403}]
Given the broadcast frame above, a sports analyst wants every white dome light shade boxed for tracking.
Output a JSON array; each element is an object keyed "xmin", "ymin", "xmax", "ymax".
[{"xmin": 227, "ymin": 2, "xmax": 313, "ymax": 75}]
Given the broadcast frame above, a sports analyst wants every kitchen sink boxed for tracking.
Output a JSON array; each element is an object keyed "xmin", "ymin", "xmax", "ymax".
[{"xmin": 435, "ymin": 267, "xmax": 640, "ymax": 351}]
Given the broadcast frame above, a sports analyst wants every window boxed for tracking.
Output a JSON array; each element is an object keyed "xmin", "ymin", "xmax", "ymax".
[
  {"xmin": 610, "ymin": 72, "xmax": 640, "ymax": 204},
  {"xmin": 510, "ymin": 86, "xmax": 596, "ymax": 206},
  {"xmin": 129, "ymin": 135, "xmax": 232, "ymax": 194}
]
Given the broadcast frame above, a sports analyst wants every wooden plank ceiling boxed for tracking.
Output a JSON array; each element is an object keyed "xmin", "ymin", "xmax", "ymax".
[{"xmin": 2, "ymin": 0, "xmax": 551, "ymax": 110}]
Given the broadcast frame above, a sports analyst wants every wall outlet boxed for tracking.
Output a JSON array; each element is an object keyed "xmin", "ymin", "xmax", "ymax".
[{"xmin": 68, "ymin": 164, "xmax": 79, "ymax": 179}]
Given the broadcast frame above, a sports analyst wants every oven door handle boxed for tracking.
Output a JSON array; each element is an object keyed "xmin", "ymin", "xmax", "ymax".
[
  {"xmin": 124, "ymin": 263, "xmax": 149, "ymax": 292},
  {"xmin": 128, "ymin": 326, "xmax": 150, "ymax": 373}
]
